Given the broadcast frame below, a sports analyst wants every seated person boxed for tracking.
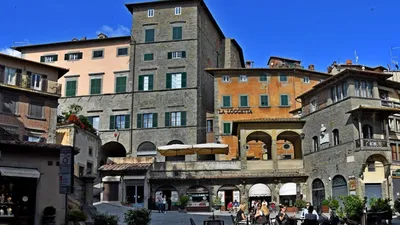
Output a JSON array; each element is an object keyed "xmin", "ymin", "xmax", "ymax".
[
  {"xmin": 276, "ymin": 205, "xmax": 289, "ymax": 225},
  {"xmin": 227, "ymin": 201, "xmax": 233, "ymax": 213},
  {"xmin": 236, "ymin": 203, "xmax": 247, "ymax": 223}
]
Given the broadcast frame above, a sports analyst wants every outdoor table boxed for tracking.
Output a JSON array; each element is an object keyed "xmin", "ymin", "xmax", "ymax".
[{"xmin": 203, "ymin": 220, "xmax": 224, "ymax": 225}]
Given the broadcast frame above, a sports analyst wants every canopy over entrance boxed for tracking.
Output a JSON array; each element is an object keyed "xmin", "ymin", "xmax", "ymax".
[{"xmin": 249, "ymin": 183, "xmax": 271, "ymax": 197}]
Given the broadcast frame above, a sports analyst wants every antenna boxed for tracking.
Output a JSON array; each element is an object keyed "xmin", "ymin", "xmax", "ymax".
[{"xmin": 354, "ymin": 50, "xmax": 359, "ymax": 64}]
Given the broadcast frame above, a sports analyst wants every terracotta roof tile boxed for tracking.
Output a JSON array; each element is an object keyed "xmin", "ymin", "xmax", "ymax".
[
  {"xmin": 99, "ymin": 163, "xmax": 152, "ymax": 171},
  {"xmin": 234, "ymin": 118, "xmax": 303, "ymax": 123},
  {"xmin": 0, "ymin": 140, "xmax": 79, "ymax": 153}
]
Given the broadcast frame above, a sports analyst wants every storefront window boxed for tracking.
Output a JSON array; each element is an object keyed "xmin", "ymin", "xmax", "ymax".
[{"xmin": 187, "ymin": 186, "xmax": 209, "ymax": 208}]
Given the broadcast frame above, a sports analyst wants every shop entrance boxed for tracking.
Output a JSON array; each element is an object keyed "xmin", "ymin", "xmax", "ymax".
[
  {"xmin": 104, "ymin": 182, "xmax": 119, "ymax": 201},
  {"xmin": 126, "ymin": 185, "xmax": 144, "ymax": 208},
  {"xmin": 217, "ymin": 185, "xmax": 240, "ymax": 211},
  {"xmin": 156, "ymin": 185, "xmax": 178, "ymax": 211},
  {"xmin": 248, "ymin": 183, "xmax": 271, "ymax": 210}
]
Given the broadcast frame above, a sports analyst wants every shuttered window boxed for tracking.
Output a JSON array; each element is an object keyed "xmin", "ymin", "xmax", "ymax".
[
  {"xmin": 145, "ymin": 29, "xmax": 155, "ymax": 43},
  {"xmin": 222, "ymin": 96, "xmax": 231, "ymax": 107},
  {"xmin": 144, "ymin": 53, "xmax": 154, "ymax": 61},
  {"xmin": 260, "ymin": 95, "xmax": 269, "ymax": 107},
  {"xmin": 239, "ymin": 95, "xmax": 249, "ymax": 107},
  {"xmin": 223, "ymin": 122, "xmax": 231, "ymax": 134},
  {"xmin": 65, "ymin": 80, "xmax": 77, "ymax": 97},
  {"xmin": 172, "ymin": 26, "xmax": 182, "ymax": 40},
  {"xmin": 109, "ymin": 115, "xmax": 130, "ymax": 129},
  {"xmin": 115, "ymin": 76, "xmax": 127, "ymax": 93},
  {"xmin": 280, "ymin": 94, "xmax": 289, "ymax": 106},
  {"xmin": 29, "ymin": 100, "xmax": 44, "ymax": 118},
  {"xmin": 137, "ymin": 113, "xmax": 158, "ymax": 128},
  {"xmin": 0, "ymin": 93, "xmax": 17, "ymax": 114},
  {"xmin": 90, "ymin": 78, "xmax": 102, "ymax": 95},
  {"xmin": 138, "ymin": 75, "xmax": 153, "ymax": 91},
  {"xmin": 165, "ymin": 111, "xmax": 186, "ymax": 127},
  {"xmin": 166, "ymin": 72, "xmax": 186, "ymax": 89}
]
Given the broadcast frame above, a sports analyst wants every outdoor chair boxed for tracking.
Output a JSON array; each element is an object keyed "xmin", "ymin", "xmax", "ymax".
[
  {"xmin": 231, "ymin": 214, "xmax": 238, "ymax": 225},
  {"xmin": 190, "ymin": 218, "xmax": 197, "ymax": 225}
]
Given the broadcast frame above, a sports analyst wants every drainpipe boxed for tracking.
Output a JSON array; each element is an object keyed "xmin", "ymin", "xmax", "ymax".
[{"xmin": 129, "ymin": 35, "xmax": 137, "ymax": 155}]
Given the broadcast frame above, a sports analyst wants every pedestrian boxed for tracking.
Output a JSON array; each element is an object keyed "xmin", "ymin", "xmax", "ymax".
[
  {"xmin": 157, "ymin": 194, "xmax": 163, "ymax": 213},
  {"xmin": 301, "ymin": 202, "xmax": 319, "ymax": 220},
  {"xmin": 162, "ymin": 195, "xmax": 167, "ymax": 213}
]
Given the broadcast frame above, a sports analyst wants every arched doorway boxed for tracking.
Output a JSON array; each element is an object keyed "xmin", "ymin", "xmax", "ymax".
[
  {"xmin": 137, "ymin": 141, "xmax": 157, "ymax": 156},
  {"xmin": 217, "ymin": 185, "xmax": 240, "ymax": 211},
  {"xmin": 246, "ymin": 131, "xmax": 272, "ymax": 160},
  {"xmin": 156, "ymin": 185, "xmax": 179, "ymax": 211},
  {"xmin": 363, "ymin": 154, "xmax": 389, "ymax": 202},
  {"xmin": 248, "ymin": 183, "xmax": 271, "ymax": 208},
  {"xmin": 99, "ymin": 141, "xmax": 127, "ymax": 166},
  {"xmin": 312, "ymin": 179, "xmax": 325, "ymax": 213},
  {"xmin": 279, "ymin": 183, "xmax": 299, "ymax": 207},
  {"xmin": 332, "ymin": 175, "xmax": 348, "ymax": 199},
  {"xmin": 277, "ymin": 131, "xmax": 302, "ymax": 159},
  {"xmin": 186, "ymin": 186, "xmax": 210, "ymax": 212},
  {"xmin": 166, "ymin": 140, "xmax": 185, "ymax": 161}
]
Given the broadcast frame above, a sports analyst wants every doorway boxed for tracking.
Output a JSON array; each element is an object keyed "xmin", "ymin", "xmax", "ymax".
[
  {"xmin": 126, "ymin": 185, "xmax": 144, "ymax": 208},
  {"xmin": 365, "ymin": 184, "xmax": 382, "ymax": 207},
  {"xmin": 103, "ymin": 182, "xmax": 119, "ymax": 201}
]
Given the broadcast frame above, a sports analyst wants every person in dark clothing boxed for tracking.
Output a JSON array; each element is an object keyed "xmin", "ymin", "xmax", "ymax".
[
  {"xmin": 236, "ymin": 203, "xmax": 247, "ymax": 223},
  {"xmin": 276, "ymin": 205, "xmax": 289, "ymax": 225}
]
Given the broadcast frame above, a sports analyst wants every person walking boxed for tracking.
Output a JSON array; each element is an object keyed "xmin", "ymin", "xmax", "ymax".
[
  {"xmin": 157, "ymin": 194, "xmax": 163, "ymax": 213},
  {"xmin": 162, "ymin": 195, "xmax": 167, "ymax": 213}
]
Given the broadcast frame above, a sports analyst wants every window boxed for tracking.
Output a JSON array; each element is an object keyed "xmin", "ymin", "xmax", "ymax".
[
  {"xmin": 260, "ymin": 74, "xmax": 268, "ymax": 81},
  {"xmin": 368, "ymin": 162, "xmax": 375, "ymax": 172},
  {"xmin": 223, "ymin": 122, "xmax": 231, "ymax": 134},
  {"xmin": 312, "ymin": 136, "xmax": 319, "ymax": 152},
  {"xmin": 148, "ymin": 9, "xmax": 154, "ymax": 17},
  {"xmin": 175, "ymin": 7, "xmax": 181, "ymax": 15},
  {"xmin": 79, "ymin": 166, "xmax": 84, "ymax": 177},
  {"xmin": 28, "ymin": 136, "xmax": 41, "ymax": 142},
  {"xmin": 355, "ymin": 80, "xmax": 373, "ymax": 98},
  {"xmin": 0, "ymin": 93, "xmax": 17, "ymax": 114},
  {"xmin": 117, "ymin": 47, "xmax": 129, "ymax": 56},
  {"xmin": 260, "ymin": 95, "xmax": 269, "ymax": 107},
  {"xmin": 222, "ymin": 76, "xmax": 231, "ymax": 82},
  {"xmin": 279, "ymin": 74, "xmax": 288, "ymax": 82},
  {"xmin": 333, "ymin": 129, "xmax": 340, "ymax": 146},
  {"xmin": 4, "ymin": 67, "xmax": 17, "ymax": 85},
  {"xmin": 92, "ymin": 50, "xmax": 104, "ymax": 59},
  {"xmin": 115, "ymin": 75, "xmax": 127, "ymax": 93},
  {"xmin": 88, "ymin": 147, "xmax": 93, "ymax": 157},
  {"xmin": 144, "ymin": 53, "xmax": 154, "ymax": 61},
  {"xmin": 64, "ymin": 52, "xmax": 82, "ymax": 61},
  {"xmin": 222, "ymin": 96, "xmax": 231, "ymax": 107},
  {"xmin": 40, "ymin": 55, "xmax": 58, "ymax": 63},
  {"xmin": 165, "ymin": 111, "xmax": 186, "ymax": 127},
  {"xmin": 137, "ymin": 113, "xmax": 158, "ymax": 128},
  {"xmin": 239, "ymin": 75, "xmax": 248, "ymax": 82},
  {"xmin": 239, "ymin": 95, "xmax": 249, "ymax": 107},
  {"xmin": 172, "ymin": 26, "xmax": 183, "ymax": 40},
  {"xmin": 86, "ymin": 162, "xmax": 93, "ymax": 175},
  {"xmin": 342, "ymin": 82, "xmax": 348, "ymax": 98},
  {"xmin": 138, "ymin": 75, "xmax": 154, "ymax": 91},
  {"xmin": 166, "ymin": 73, "xmax": 187, "ymax": 89},
  {"xmin": 280, "ymin": 94, "xmax": 289, "ymax": 106},
  {"xmin": 90, "ymin": 77, "xmax": 102, "ymax": 95},
  {"xmin": 145, "ymin": 29, "xmax": 155, "ymax": 43},
  {"xmin": 207, "ymin": 120, "xmax": 213, "ymax": 132},
  {"xmin": 109, "ymin": 115, "xmax": 130, "ymax": 129},
  {"xmin": 168, "ymin": 51, "xmax": 186, "ymax": 59},
  {"xmin": 87, "ymin": 116, "xmax": 100, "ymax": 130},
  {"xmin": 303, "ymin": 76, "xmax": 310, "ymax": 83},
  {"xmin": 310, "ymin": 99, "xmax": 318, "ymax": 112},
  {"xmin": 31, "ymin": 73, "xmax": 42, "ymax": 91},
  {"xmin": 65, "ymin": 79, "xmax": 77, "ymax": 97},
  {"xmin": 362, "ymin": 125, "xmax": 373, "ymax": 139},
  {"xmin": 29, "ymin": 100, "xmax": 44, "ymax": 118}
]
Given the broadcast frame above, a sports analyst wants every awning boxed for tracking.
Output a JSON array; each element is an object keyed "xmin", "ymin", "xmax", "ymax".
[
  {"xmin": 157, "ymin": 144, "xmax": 195, "ymax": 156},
  {"xmin": 219, "ymin": 185, "xmax": 240, "ymax": 191},
  {"xmin": 102, "ymin": 176, "xmax": 121, "ymax": 182},
  {"xmin": 0, "ymin": 167, "xmax": 40, "ymax": 178},
  {"xmin": 279, "ymin": 183, "xmax": 300, "ymax": 196},
  {"xmin": 192, "ymin": 143, "xmax": 229, "ymax": 155},
  {"xmin": 249, "ymin": 183, "xmax": 271, "ymax": 197}
]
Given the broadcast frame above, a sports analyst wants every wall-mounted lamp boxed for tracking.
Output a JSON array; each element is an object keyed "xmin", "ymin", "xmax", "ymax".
[{"xmin": 300, "ymin": 133, "xmax": 305, "ymax": 139}]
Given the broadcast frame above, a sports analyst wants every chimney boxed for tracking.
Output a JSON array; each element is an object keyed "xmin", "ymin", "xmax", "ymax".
[
  {"xmin": 81, "ymin": 37, "xmax": 87, "ymax": 41},
  {"xmin": 346, "ymin": 59, "xmax": 352, "ymax": 65},
  {"xmin": 71, "ymin": 38, "xmax": 78, "ymax": 41},
  {"xmin": 245, "ymin": 60, "xmax": 254, "ymax": 68},
  {"xmin": 97, "ymin": 33, "xmax": 108, "ymax": 39},
  {"xmin": 308, "ymin": 64, "xmax": 315, "ymax": 71}
]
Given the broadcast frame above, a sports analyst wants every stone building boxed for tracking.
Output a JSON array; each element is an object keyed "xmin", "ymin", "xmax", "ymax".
[{"xmin": 297, "ymin": 68, "xmax": 398, "ymax": 209}]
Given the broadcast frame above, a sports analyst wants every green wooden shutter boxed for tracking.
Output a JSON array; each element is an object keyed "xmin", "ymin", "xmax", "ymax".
[
  {"xmin": 109, "ymin": 116, "xmax": 115, "ymax": 129},
  {"xmin": 260, "ymin": 95, "xmax": 269, "ymax": 106},
  {"xmin": 181, "ymin": 72, "xmax": 187, "ymax": 88},
  {"xmin": 152, "ymin": 113, "xmax": 158, "ymax": 127},
  {"xmin": 90, "ymin": 79, "xmax": 101, "ymax": 94},
  {"xmin": 77, "ymin": 52, "xmax": 83, "ymax": 59},
  {"xmin": 66, "ymin": 80, "xmax": 77, "ymax": 97},
  {"xmin": 124, "ymin": 115, "xmax": 130, "ymax": 129},
  {"xmin": 64, "ymin": 54, "xmax": 69, "ymax": 60},
  {"xmin": 182, "ymin": 51, "xmax": 186, "ymax": 58},
  {"xmin": 165, "ymin": 112, "xmax": 170, "ymax": 127},
  {"xmin": 145, "ymin": 29, "xmax": 155, "ymax": 42},
  {"xmin": 54, "ymin": 55, "xmax": 58, "ymax": 61},
  {"xmin": 166, "ymin": 73, "xmax": 172, "ymax": 89},
  {"xmin": 223, "ymin": 96, "xmax": 230, "ymax": 107},
  {"xmin": 148, "ymin": 75, "xmax": 154, "ymax": 90},
  {"xmin": 240, "ymin": 96, "xmax": 248, "ymax": 107},
  {"xmin": 116, "ymin": 76, "xmax": 127, "ymax": 93},
  {"xmin": 181, "ymin": 111, "xmax": 186, "ymax": 126},
  {"xmin": 168, "ymin": 52, "xmax": 172, "ymax": 59},
  {"xmin": 138, "ymin": 76, "xmax": 144, "ymax": 91},
  {"xmin": 137, "ymin": 114, "xmax": 142, "ymax": 128},
  {"xmin": 173, "ymin": 27, "xmax": 182, "ymax": 40},
  {"xmin": 281, "ymin": 95, "xmax": 289, "ymax": 106},
  {"xmin": 144, "ymin": 53, "xmax": 153, "ymax": 61},
  {"xmin": 223, "ymin": 123, "xmax": 231, "ymax": 134},
  {"xmin": 40, "ymin": 56, "xmax": 45, "ymax": 62}
]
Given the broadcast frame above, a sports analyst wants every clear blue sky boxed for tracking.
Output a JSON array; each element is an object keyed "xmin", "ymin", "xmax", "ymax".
[{"xmin": 1, "ymin": 0, "xmax": 399, "ymax": 72}]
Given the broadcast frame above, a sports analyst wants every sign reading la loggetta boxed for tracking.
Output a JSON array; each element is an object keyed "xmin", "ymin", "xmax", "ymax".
[{"xmin": 218, "ymin": 108, "xmax": 253, "ymax": 114}]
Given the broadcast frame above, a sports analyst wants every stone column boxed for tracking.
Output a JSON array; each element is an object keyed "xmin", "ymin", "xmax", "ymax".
[
  {"xmin": 82, "ymin": 175, "xmax": 97, "ymax": 224},
  {"xmin": 272, "ymin": 139, "xmax": 278, "ymax": 170},
  {"xmin": 240, "ymin": 130, "xmax": 248, "ymax": 170},
  {"xmin": 358, "ymin": 113, "xmax": 363, "ymax": 147}
]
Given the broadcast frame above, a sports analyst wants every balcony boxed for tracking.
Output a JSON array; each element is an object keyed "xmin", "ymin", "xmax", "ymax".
[
  {"xmin": 152, "ymin": 160, "xmax": 241, "ymax": 172},
  {"xmin": 355, "ymin": 139, "xmax": 389, "ymax": 150},
  {"xmin": 0, "ymin": 74, "xmax": 61, "ymax": 96},
  {"xmin": 381, "ymin": 100, "xmax": 400, "ymax": 109}
]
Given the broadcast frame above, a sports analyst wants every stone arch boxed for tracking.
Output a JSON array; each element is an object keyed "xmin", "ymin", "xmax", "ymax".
[
  {"xmin": 363, "ymin": 154, "xmax": 390, "ymax": 201},
  {"xmin": 167, "ymin": 140, "xmax": 184, "ymax": 145},
  {"xmin": 312, "ymin": 179, "xmax": 325, "ymax": 213},
  {"xmin": 217, "ymin": 185, "xmax": 241, "ymax": 210},
  {"xmin": 332, "ymin": 175, "xmax": 348, "ymax": 199},
  {"xmin": 165, "ymin": 140, "xmax": 185, "ymax": 161},
  {"xmin": 186, "ymin": 185, "xmax": 210, "ymax": 209},
  {"xmin": 277, "ymin": 131, "xmax": 302, "ymax": 159},
  {"xmin": 156, "ymin": 185, "xmax": 179, "ymax": 211},
  {"xmin": 137, "ymin": 141, "xmax": 157, "ymax": 156},
  {"xmin": 246, "ymin": 131, "xmax": 272, "ymax": 160},
  {"xmin": 99, "ymin": 141, "xmax": 126, "ymax": 166},
  {"xmin": 279, "ymin": 183, "xmax": 299, "ymax": 207}
]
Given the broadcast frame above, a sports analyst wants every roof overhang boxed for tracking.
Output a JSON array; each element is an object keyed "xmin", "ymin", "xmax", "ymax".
[
  {"xmin": 347, "ymin": 105, "xmax": 400, "ymax": 114},
  {"xmin": 232, "ymin": 118, "xmax": 304, "ymax": 135},
  {"xmin": 205, "ymin": 67, "xmax": 331, "ymax": 77}
]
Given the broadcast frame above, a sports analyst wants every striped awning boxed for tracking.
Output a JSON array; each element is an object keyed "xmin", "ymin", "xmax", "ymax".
[{"xmin": 0, "ymin": 167, "xmax": 40, "ymax": 178}]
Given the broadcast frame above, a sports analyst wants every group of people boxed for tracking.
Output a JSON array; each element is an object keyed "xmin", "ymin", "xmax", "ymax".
[
  {"xmin": 227, "ymin": 200, "xmax": 240, "ymax": 213},
  {"xmin": 156, "ymin": 194, "xmax": 168, "ymax": 213}
]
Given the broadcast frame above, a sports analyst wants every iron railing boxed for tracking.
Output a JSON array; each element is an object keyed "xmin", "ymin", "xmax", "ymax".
[
  {"xmin": 355, "ymin": 139, "xmax": 388, "ymax": 148},
  {"xmin": 0, "ymin": 74, "xmax": 61, "ymax": 95},
  {"xmin": 381, "ymin": 99, "xmax": 400, "ymax": 109}
]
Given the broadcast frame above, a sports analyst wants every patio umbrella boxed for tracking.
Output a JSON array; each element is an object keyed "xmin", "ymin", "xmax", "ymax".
[
  {"xmin": 192, "ymin": 143, "xmax": 229, "ymax": 155},
  {"xmin": 157, "ymin": 144, "xmax": 194, "ymax": 156}
]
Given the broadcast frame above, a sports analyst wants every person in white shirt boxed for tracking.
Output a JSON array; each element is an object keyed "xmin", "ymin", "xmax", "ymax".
[{"xmin": 301, "ymin": 202, "xmax": 319, "ymax": 220}]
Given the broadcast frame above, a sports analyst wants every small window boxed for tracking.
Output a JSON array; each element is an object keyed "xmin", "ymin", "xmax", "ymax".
[
  {"xmin": 117, "ymin": 47, "xmax": 129, "ymax": 56},
  {"xmin": 166, "ymin": 73, "xmax": 186, "ymax": 89},
  {"xmin": 313, "ymin": 136, "xmax": 319, "ymax": 152},
  {"xmin": 175, "ymin": 7, "xmax": 182, "ymax": 15},
  {"xmin": 333, "ymin": 129, "xmax": 340, "ymax": 146},
  {"xmin": 303, "ymin": 76, "xmax": 310, "ymax": 83},
  {"xmin": 92, "ymin": 50, "xmax": 104, "ymax": 59},
  {"xmin": 137, "ymin": 113, "xmax": 158, "ymax": 128},
  {"xmin": 310, "ymin": 99, "xmax": 318, "ymax": 112},
  {"xmin": 223, "ymin": 122, "xmax": 231, "ymax": 134},
  {"xmin": 109, "ymin": 115, "xmax": 131, "ymax": 129},
  {"xmin": 165, "ymin": 111, "xmax": 187, "ymax": 127},
  {"xmin": 65, "ymin": 79, "xmax": 77, "ymax": 97},
  {"xmin": 239, "ymin": 75, "xmax": 248, "ymax": 82},
  {"xmin": 27, "ymin": 136, "xmax": 41, "ymax": 142},
  {"xmin": 65, "ymin": 52, "xmax": 82, "ymax": 61},
  {"xmin": 79, "ymin": 166, "xmax": 84, "ymax": 177},
  {"xmin": 222, "ymin": 96, "xmax": 231, "ymax": 107},
  {"xmin": 172, "ymin": 26, "xmax": 183, "ymax": 40},
  {"xmin": 279, "ymin": 74, "xmax": 288, "ymax": 82},
  {"xmin": 87, "ymin": 116, "xmax": 100, "ymax": 130},
  {"xmin": 168, "ymin": 51, "xmax": 186, "ymax": 59},
  {"xmin": 40, "ymin": 55, "xmax": 58, "ymax": 63},
  {"xmin": 145, "ymin": 29, "xmax": 155, "ymax": 43},
  {"xmin": 239, "ymin": 95, "xmax": 249, "ymax": 107},
  {"xmin": 90, "ymin": 77, "xmax": 102, "ymax": 95},
  {"xmin": 148, "ymin": 9, "xmax": 154, "ymax": 17},
  {"xmin": 88, "ymin": 147, "xmax": 93, "ymax": 157},
  {"xmin": 29, "ymin": 100, "xmax": 44, "ymax": 118},
  {"xmin": 144, "ymin": 53, "xmax": 154, "ymax": 61},
  {"xmin": 207, "ymin": 120, "xmax": 213, "ymax": 133},
  {"xmin": 260, "ymin": 74, "xmax": 268, "ymax": 81},
  {"xmin": 115, "ymin": 75, "xmax": 127, "ymax": 93},
  {"xmin": 138, "ymin": 74, "xmax": 154, "ymax": 91},
  {"xmin": 280, "ymin": 94, "xmax": 289, "ymax": 106},
  {"xmin": 260, "ymin": 95, "xmax": 269, "ymax": 107},
  {"xmin": 368, "ymin": 162, "xmax": 376, "ymax": 172},
  {"xmin": 86, "ymin": 162, "xmax": 93, "ymax": 175},
  {"xmin": 0, "ymin": 93, "xmax": 17, "ymax": 114},
  {"xmin": 48, "ymin": 161, "xmax": 53, "ymax": 166},
  {"xmin": 222, "ymin": 76, "xmax": 230, "ymax": 82}
]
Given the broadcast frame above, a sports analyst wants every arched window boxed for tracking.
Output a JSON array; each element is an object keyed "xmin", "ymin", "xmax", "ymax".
[
  {"xmin": 362, "ymin": 125, "xmax": 373, "ymax": 139},
  {"xmin": 312, "ymin": 136, "xmax": 319, "ymax": 152},
  {"xmin": 332, "ymin": 175, "xmax": 348, "ymax": 199},
  {"xmin": 333, "ymin": 129, "xmax": 340, "ymax": 146},
  {"xmin": 137, "ymin": 142, "xmax": 157, "ymax": 156},
  {"xmin": 312, "ymin": 179, "xmax": 325, "ymax": 213}
]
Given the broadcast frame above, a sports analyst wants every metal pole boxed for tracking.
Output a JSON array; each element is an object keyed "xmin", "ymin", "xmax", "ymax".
[{"xmin": 65, "ymin": 193, "xmax": 68, "ymax": 225}]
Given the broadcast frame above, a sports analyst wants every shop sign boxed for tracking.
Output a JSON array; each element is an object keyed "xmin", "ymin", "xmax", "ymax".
[
  {"xmin": 348, "ymin": 176, "xmax": 356, "ymax": 191},
  {"xmin": 59, "ymin": 147, "xmax": 74, "ymax": 194},
  {"xmin": 218, "ymin": 109, "xmax": 252, "ymax": 114}
]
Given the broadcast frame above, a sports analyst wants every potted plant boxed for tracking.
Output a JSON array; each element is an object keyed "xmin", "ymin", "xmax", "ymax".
[
  {"xmin": 124, "ymin": 208, "xmax": 151, "ymax": 225},
  {"xmin": 67, "ymin": 209, "xmax": 87, "ymax": 225},
  {"xmin": 176, "ymin": 195, "xmax": 190, "ymax": 212},
  {"xmin": 338, "ymin": 195, "xmax": 365, "ymax": 223},
  {"xmin": 92, "ymin": 212, "xmax": 119, "ymax": 225},
  {"xmin": 212, "ymin": 196, "xmax": 222, "ymax": 210},
  {"xmin": 368, "ymin": 198, "xmax": 392, "ymax": 224},
  {"xmin": 42, "ymin": 206, "xmax": 56, "ymax": 225},
  {"xmin": 321, "ymin": 199, "xmax": 330, "ymax": 213},
  {"xmin": 329, "ymin": 198, "xmax": 339, "ymax": 210},
  {"xmin": 294, "ymin": 199, "xmax": 307, "ymax": 212}
]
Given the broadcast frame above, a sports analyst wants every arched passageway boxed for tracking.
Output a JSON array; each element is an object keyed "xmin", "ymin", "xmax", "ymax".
[
  {"xmin": 246, "ymin": 131, "xmax": 272, "ymax": 160},
  {"xmin": 277, "ymin": 131, "xmax": 302, "ymax": 159},
  {"xmin": 99, "ymin": 141, "xmax": 126, "ymax": 166}
]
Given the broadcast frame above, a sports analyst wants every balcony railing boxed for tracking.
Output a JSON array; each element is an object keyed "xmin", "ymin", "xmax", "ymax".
[
  {"xmin": 1, "ymin": 74, "xmax": 61, "ymax": 95},
  {"xmin": 355, "ymin": 139, "xmax": 388, "ymax": 148},
  {"xmin": 381, "ymin": 99, "xmax": 400, "ymax": 109}
]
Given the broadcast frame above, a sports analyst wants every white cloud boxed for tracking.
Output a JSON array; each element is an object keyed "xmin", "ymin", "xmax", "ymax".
[
  {"xmin": 96, "ymin": 25, "xmax": 130, "ymax": 37},
  {"xmin": 0, "ymin": 48, "xmax": 22, "ymax": 58}
]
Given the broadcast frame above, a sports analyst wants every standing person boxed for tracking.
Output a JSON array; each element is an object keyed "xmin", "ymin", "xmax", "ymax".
[
  {"xmin": 157, "ymin": 194, "xmax": 163, "ymax": 213},
  {"xmin": 276, "ymin": 205, "xmax": 289, "ymax": 225},
  {"xmin": 305, "ymin": 206, "xmax": 318, "ymax": 223},
  {"xmin": 162, "ymin": 195, "xmax": 167, "ymax": 213},
  {"xmin": 301, "ymin": 202, "xmax": 319, "ymax": 220}
]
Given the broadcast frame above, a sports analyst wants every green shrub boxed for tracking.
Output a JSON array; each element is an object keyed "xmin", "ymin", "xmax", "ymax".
[
  {"xmin": 124, "ymin": 209, "xmax": 151, "ymax": 225},
  {"xmin": 321, "ymin": 199, "xmax": 329, "ymax": 205},
  {"xmin": 329, "ymin": 198, "xmax": 340, "ymax": 210},
  {"xmin": 213, "ymin": 196, "xmax": 222, "ymax": 206},
  {"xmin": 92, "ymin": 212, "xmax": 119, "ymax": 225},
  {"xmin": 68, "ymin": 209, "xmax": 87, "ymax": 222},
  {"xmin": 176, "ymin": 195, "xmax": 190, "ymax": 208},
  {"xmin": 294, "ymin": 199, "xmax": 307, "ymax": 209},
  {"xmin": 338, "ymin": 195, "xmax": 365, "ymax": 221},
  {"xmin": 369, "ymin": 198, "xmax": 392, "ymax": 214}
]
